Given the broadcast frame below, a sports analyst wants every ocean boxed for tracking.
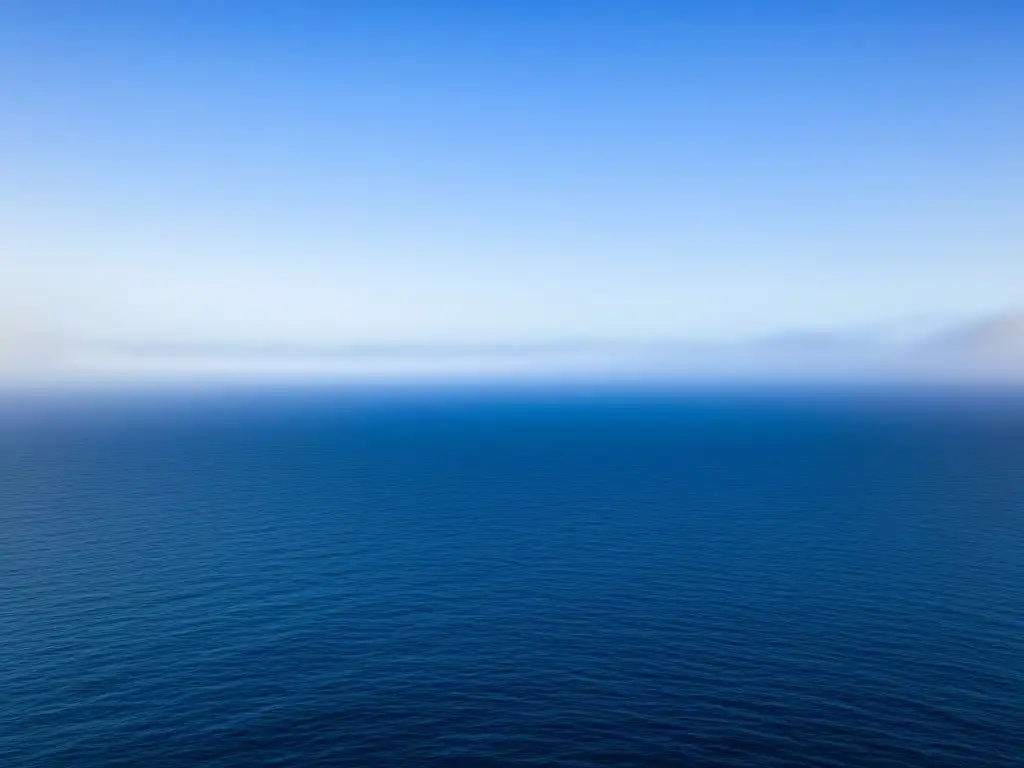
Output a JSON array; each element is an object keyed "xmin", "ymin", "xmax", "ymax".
[{"xmin": 2, "ymin": 387, "xmax": 1022, "ymax": 766}]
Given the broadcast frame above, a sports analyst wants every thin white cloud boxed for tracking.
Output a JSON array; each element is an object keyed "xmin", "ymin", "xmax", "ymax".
[
  {"xmin": 3, "ymin": 290, "xmax": 1023, "ymax": 385},
  {"xmin": 932, "ymin": 311, "xmax": 1024, "ymax": 357}
]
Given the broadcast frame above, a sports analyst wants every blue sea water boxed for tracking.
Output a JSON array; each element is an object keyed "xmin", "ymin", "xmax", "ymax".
[{"xmin": 1, "ymin": 388, "xmax": 1023, "ymax": 767}]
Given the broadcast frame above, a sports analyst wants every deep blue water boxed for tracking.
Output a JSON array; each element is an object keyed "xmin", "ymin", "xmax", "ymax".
[{"xmin": 2, "ymin": 388, "xmax": 1023, "ymax": 767}]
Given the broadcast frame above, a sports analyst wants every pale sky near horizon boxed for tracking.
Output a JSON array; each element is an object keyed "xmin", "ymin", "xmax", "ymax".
[{"xmin": 2, "ymin": 1, "xmax": 1022, "ymax": 347}]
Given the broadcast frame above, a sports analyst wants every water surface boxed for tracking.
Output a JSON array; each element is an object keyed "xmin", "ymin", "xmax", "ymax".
[{"xmin": 2, "ymin": 389, "xmax": 1022, "ymax": 766}]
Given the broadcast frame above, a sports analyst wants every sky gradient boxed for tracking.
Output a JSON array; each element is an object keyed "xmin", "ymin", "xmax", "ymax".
[{"xmin": 2, "ymin": 1, "xmax": 1023, "ymax": 353}]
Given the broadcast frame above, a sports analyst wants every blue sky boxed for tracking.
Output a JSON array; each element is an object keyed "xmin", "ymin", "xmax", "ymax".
[{"xmin": 2, "ymin": 1, "xmax": 1022, "ymax": 348}]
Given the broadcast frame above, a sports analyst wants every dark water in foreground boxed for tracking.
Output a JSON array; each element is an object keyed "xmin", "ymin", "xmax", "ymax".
[{"xmin": 2, "ymin": 389, "xmax": 1023, "ymax": 767}]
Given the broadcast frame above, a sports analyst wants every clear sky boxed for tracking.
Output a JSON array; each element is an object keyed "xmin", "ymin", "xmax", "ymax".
[{"xmin": 2, "ymin": 1, "xmax": 1022, "ymax": 348}]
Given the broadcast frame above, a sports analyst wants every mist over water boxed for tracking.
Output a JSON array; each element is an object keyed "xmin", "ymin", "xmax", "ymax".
[{"xmin": 3, "ymin": 313, "xmax": 1024, "ymax": 389}]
